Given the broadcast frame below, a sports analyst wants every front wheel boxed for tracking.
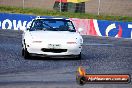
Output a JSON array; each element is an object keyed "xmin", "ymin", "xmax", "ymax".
[
  {"xmin": 76, "ymin": 53, "xmax": 81, "ymax": 59},
  {"xmin": 22, "ymin": 48, "xmax": 30, "ymax": 59}
]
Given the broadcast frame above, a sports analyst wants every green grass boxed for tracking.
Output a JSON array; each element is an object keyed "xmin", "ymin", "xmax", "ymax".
[{"xmin": 0, "ymin": 6, "xmax": 132, "ymax": 22}]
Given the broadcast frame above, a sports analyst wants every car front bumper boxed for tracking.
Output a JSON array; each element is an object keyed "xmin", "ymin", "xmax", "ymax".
[{"xmin": 26, "ymin": 43, "xmax": 82, "ymax": 57}]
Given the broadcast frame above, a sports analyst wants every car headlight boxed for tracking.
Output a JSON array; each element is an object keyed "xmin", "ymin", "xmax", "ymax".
[
  {"xmin": 67, "ymin": 42, "xmax": 77, "ymax": 44},
  {"xmin": 32, "ymin": 41, "xmax": 42, "ymax": 43}
]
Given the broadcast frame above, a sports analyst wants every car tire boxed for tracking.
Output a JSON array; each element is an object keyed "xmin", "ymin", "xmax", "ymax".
[
  {"xmin": 23, "ymin": 48, "xmax": 30, "ymax": 59},
  {"xmin": 77, "ymin": 53, "xmax": 81, "ymax": 59},
  {"xmin": 22, "ymin": 48, "xmax": 24, "ymax": 56}
]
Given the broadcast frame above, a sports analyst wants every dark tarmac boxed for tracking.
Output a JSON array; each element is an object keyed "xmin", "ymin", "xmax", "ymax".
[{"xmin": 0, "ymin": 30, "xmax": 132, "ymax": 88}]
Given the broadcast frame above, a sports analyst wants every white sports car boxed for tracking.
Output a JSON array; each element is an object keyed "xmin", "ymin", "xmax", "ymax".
[{"xmin": 22, "ymin": 17, "xmax": 83, "ymax": 59}]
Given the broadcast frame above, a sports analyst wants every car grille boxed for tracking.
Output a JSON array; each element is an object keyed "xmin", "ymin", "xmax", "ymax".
[{"xmin": 41, "ymin": 48, "xmax": 67, "ymax": 53}]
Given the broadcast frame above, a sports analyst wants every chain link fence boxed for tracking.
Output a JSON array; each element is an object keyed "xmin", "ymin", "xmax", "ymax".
[{"xmin": 0, "ymin": 0, "xmax": 132, "ymax": 16}]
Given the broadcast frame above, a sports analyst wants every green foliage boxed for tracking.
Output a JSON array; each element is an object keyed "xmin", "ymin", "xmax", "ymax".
[{"xmin": 0, "ymin": 6, "xmax": 132, "ymax": 22}]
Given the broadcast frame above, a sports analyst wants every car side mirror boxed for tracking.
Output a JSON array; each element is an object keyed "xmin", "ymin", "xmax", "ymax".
[
  {"xmin": 78, "ymin": 28, "xmax": 83, "ymax": 33},
  {"xmin": 27, "ymin": 28, "xmax": 30, "ymax": 31}
]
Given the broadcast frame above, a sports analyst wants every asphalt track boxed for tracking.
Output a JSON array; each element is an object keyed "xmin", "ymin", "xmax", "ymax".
[{"xmin": 0, "ymin": 30, "xmax": 132, "ymax": 88}]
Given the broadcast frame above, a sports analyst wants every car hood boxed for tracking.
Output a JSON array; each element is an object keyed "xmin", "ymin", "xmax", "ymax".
[{"xmin": 29, "ymin": 31, "xmax": 81, "ymax": 42}]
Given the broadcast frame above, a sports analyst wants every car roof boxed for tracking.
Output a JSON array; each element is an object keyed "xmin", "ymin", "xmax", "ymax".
[{"xmin": 34, "ymin": 16, "xmax": 70, "ymax": 21}]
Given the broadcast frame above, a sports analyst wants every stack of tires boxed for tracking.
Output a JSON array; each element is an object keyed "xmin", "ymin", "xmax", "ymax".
[
  {"xmin": 53, "ymin": 0, "xmax": 85, "ymax": 13},
  {"xmin": 53, "ymin": 1, "xmax": 68, "ymax": 12}
]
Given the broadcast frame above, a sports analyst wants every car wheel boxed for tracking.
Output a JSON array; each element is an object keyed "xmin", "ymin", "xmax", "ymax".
[
  {"xmin": 77, "ymin": 53, "xmax": 81, "ymax": 59},
  {"xmin": 22, "ymin": 48, "xmax": 24, "ymax": 56},
  {"xmin": 23, "ymin": 48, "xmax": 30, "ymax": 59}
]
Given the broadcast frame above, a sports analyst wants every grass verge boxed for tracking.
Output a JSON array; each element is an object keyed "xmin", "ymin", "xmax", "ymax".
[{"xmin": 0, "ymin": 6, "xmax": 132, "ymax": 22}]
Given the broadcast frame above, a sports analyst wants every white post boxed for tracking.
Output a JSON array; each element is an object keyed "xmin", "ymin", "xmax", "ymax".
[
  {"xmin": 98, "ymin": 0, "xmax": 101, "ymax": 15},
  {"xmin": 60, "ymin": 0, "xmax": 62, "ymax": 12},
  {"xmin": 23, "ymin": 0, "xmax": 24, "ymax": 9}
]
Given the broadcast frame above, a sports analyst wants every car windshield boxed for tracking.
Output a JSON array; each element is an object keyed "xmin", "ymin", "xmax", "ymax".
[{"xmin": 30, "ymin": 19, "xmax": 76, "ymax": 32}]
